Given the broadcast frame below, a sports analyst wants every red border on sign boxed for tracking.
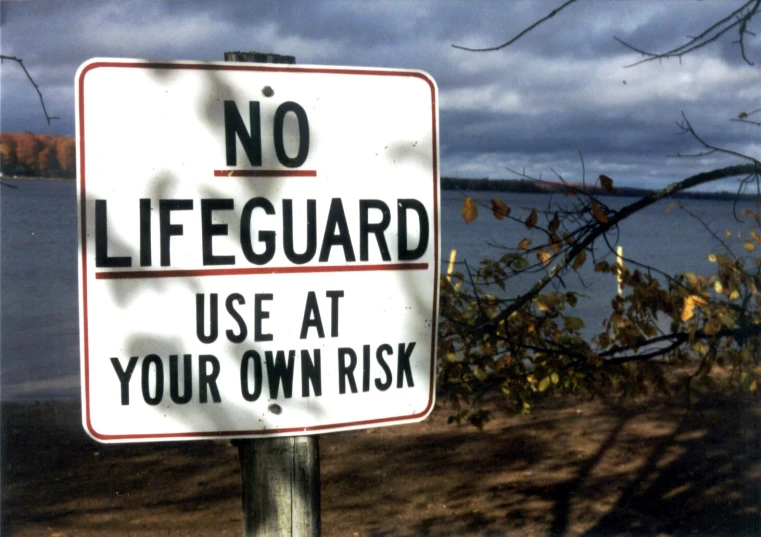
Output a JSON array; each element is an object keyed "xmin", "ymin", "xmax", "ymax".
[
  {"xmin": 213, "ymin": 169, "xmax": 317, "ymax": 177},
  {"xmin": 77, "ymin": 60, "xmax": 439, "ymax": 442},
  {"xmin": 96, "ymin": 262, "xmax": 428, "ymax": 280}
]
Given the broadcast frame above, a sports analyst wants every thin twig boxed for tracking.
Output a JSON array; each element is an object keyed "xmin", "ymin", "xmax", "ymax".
[
  {"xmin": 615, "ymin": 0, "xmax": 760, "ymax": 67},
  {"xmin": 452, "ymin": 0, "xmax": 579, "ymax": 52},
  {"xmin": 0, "ymin": 55, "xmax": 59, "ymax": 125}
]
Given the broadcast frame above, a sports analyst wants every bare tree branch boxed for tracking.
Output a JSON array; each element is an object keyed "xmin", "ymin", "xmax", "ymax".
[
  {"xmin": 731, "ymin": 108, "xmax": 761, "ymax": 126},
  {"xmin": 451, "ymin": 0, "xmax": 579, "ymax": 52},
  {"xmin": 615, "ymin": 0, "xmax": 761, "ymax": 67},
  {"xmin": 676, "ymin": 112, "xmax": 761, "ymax": 164},
  {"xmin": 1, "ymin": 55, "xmax": 59, "ymax": 125},
  {"xmin": 601, "ymin": 321, "xmax": 761, "ymax": 364}
]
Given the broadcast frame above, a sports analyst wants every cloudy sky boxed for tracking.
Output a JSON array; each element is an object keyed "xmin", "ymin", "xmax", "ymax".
[{"xmin": 1, "ymin": 0, "xmax": 759, "ymax": 191}]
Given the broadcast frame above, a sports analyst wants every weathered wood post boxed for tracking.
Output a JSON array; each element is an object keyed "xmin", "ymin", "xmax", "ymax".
[{"xmin": 225, "ymin": 50, "xmax": 320, "ymax": 537}]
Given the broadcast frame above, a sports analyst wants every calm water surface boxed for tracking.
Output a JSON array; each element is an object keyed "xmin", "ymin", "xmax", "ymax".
[{"xmin": 1, "ymin": 179, "xmax": 756, "ymax": 401}]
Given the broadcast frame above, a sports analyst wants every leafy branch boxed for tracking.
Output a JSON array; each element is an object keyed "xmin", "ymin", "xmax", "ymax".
[{"xmin": 475, "ymin": 162, "xmax": 760, "ymax": 338}]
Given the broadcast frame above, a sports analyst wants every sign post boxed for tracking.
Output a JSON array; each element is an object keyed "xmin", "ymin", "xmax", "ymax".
[
  {"xmin": 76, "ymin": 54, "xmax": 439, "ymax": 536},
  {"xmin": 226, "ymin": 51, "xmax": 319, "ymax": 537}
]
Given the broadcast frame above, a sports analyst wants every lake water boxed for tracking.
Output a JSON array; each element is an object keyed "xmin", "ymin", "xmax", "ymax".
[{"xmin": 1, "ymin": 179, "xmax": 756, "ymax": 401}]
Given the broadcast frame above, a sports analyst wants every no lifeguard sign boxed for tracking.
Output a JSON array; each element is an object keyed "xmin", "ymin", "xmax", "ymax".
[{"xmin": 76, "ymin": 59, "xmax": 439, "ymax": 442}]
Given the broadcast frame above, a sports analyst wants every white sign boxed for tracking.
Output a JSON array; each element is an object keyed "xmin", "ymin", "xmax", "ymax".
[{"xmin": 76, "ymin": 59, "xmax": 439, "ymax": 442}]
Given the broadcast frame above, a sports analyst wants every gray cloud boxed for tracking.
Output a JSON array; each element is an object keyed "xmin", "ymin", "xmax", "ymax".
[{"xmin": 1, "ymin": 0, "xmax": 759, "ymax": 190}]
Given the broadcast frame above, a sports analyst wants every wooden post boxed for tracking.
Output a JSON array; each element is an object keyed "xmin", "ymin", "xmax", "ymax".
[
  {"xmin": 238, "ymin": 436, "xmax": 320, "ymax": 537},
  {"xmin": 616, "ymin": 245, "xmax": 624, "ymax": 297},
  {"xmin": 446, "ymin": 249, "xmax": 457, "ymax": 282},
  {"xmin": 225, "ymin": 50, "xmax": 320, "ymax": 537}
]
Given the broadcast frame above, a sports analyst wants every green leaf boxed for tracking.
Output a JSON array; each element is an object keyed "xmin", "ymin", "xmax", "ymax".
[
  {"xmin": 565, "ymin": 316, "xmax": 585, "ymax": 331},
  {"xmin": 718, "ymin": 313, "xmax": 735, "ymax": 328}
]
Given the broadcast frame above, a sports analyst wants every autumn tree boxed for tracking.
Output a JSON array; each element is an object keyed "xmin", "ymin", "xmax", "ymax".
[
  {"xmin": 0, "ymin": 135, "xmax": 19, "ymax": 175},
  {"xmin": 0, "ymin": 133, "xmax": 75, "ymax": 178},
  {"xmin": 38, "ymin": 136, "xmax": 60, "ymax": 177},
  {"xmin": 440, "ymin": 1, "xmax": 761, "ymax": 425},
  {"xmin": 14, "ymin": 132, "xmax": 42, "ymax": 176},
  {"xmin": 56, "ymin": 137, "xmax": 76, "ymax": 176}
]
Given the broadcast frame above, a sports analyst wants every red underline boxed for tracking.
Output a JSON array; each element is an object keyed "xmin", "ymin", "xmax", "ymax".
[
  {"xmin": 214, "ymin": 169, "xmax": 317, "ymax": 177},
  {"xmin": 95, "ymin": 262, "xmax": 429, "ymax": 280}
]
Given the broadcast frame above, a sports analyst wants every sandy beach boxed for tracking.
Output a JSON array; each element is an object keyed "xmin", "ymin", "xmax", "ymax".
[{"xmin": 2, "ymin": 391, "xmax": 760, "ymax": 536}]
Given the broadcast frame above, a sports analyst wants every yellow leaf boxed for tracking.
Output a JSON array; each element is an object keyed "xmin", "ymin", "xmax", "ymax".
[
  {"xmin": 517, "ymin": 238, "xmax": 531, "ymax": 250},
  {"xmin": 591, "ymin": 201, "xmax": 608, "ymax": 223},
  {"xmin": 491, "ymin": 198, "xmax": 510, "ymax": 220},
  {"xmin": 444, "ymin": 352, "xmax": 459, "ymax": 363},
  {"xmin": 572, "ymin": 250, "xmax": 587, "ymax": 270},
  {"xmin": 745, "ymin": 241, "xmax": 756, "ymax": 252},
  {"xmin": 599, "ymin": 174, "xmax": 615, "ymax": 193},
  {"xmin": 730, "ymin": 290, "xmax": 740, "ymax": 300},
  {"xmin": 462, "ymin": 197, "xmax": 478, "ymax": 223},
  {"xmin": 549, "ymin": 236, "xmax": 563, "ymax": 254},
  {"xmin": 684, "ymin": 272, "xmax": 698, "ymax": 286},
  {"xmin": 525, "ymin": 208, "xmax": 538, "ymax": 229},
  {"xmin": 743, "ymin": 209, "xmax": 760, "ymax": 224},
  {"xmin": 725, "ymin": 229, "xmax": 732, "ymax": 238},
  {"xmin": 681, "ymin": 295, "xmax": 707, "ymax": 322},
  {"xmin": 681, "ymin": 300, "xmax": 695, "ymax": 322},
  {"xmin": 752, "ymin": 230, "xmax": 761, "ymax": 245},
  {"xmin": 538, "ymin": 376, "xmax": 551, "ymax": 392},
  {"xmin": 714, "ymin": 280, "xmax": 724, "ymax": 294},
  {"xmin": 537, "ymin": 249, "xmax": 552, "ymax": 266}
]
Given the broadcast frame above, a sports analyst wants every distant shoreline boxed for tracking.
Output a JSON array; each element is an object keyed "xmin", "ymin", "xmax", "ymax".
[
  {"xmin": 1, "ymin": 175, "xmax": 74, "ymax": 183},
  {"xmin": 441, "ymin": 177, "xmax": 754, "ymax": 201},
  {"xmin": 2, "ymin": 175, "xmax": 752, "ymax": 202}
]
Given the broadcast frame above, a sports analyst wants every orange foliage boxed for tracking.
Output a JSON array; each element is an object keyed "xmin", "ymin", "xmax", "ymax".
[{"xmin": 0, "ymin": 132, "xmax": 76, "ymax": 178}]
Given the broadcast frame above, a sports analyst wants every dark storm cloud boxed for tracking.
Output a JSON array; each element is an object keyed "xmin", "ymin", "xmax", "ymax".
[{"xmin": 1, "ymin": 0, "xmax": 758, "ymax": 190}]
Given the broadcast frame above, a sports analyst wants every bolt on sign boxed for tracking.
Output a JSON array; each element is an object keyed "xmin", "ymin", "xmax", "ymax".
[{"xmin": 76, "ymin": 59, "xmax": 440, "ymax": 442}]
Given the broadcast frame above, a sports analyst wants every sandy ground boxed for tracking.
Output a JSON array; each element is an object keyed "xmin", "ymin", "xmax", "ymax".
[{"xmin": 2, "ymin": 391, "xmax": 760, "ymax": 536}]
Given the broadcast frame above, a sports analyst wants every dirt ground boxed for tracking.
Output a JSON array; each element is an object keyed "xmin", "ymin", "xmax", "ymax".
[{"xmin": 2, "ymin": 389, "xmax": 760, "ymax": 537}]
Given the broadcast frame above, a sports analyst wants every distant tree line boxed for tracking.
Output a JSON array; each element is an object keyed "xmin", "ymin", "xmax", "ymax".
[
  {"xmin": 441, "ymin": 176, "xmax": 752, "ymax": 201},
  {"xmin": 0, "ymin": 132, "xmax": 76, "ymax": 178}
]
